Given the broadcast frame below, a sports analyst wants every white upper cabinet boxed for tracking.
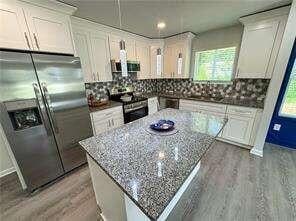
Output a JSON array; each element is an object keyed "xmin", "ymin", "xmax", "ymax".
[
  {"xmin": 0, "ymin": 0, "xmax": 32, "ymax": 50},
  {"xmin": 109, "ymin": 35, "xmax": 136, "ymax": 61},
  {"xmin": 72, "ymin": 25, "xmax": 112, "ymax": 83},
  {"xmin": 163, "ymin": 44, "xmax": 174, "ymax": 78},
  {"xmin": 24, "ymin": 5, "xmax": 74, "ymax": 54},
  {"xmin": 236, "ymin": 6, "xmax": 289, "ymax": 79},
  {"xmin": 89, "ymin": 31, "xmax": 112, "ymax": 82},
  {"xmin": 0, "ymin": 0, "xmax": 75, "ymax": 54},
  {"xmin": 72, "ymin": 29, "xmax": 93, "ymax": 83},
  {"xmin": 237, "ymin": 20, "xmax": 279, "ymax": 78},
  {"xmin": 163, "ymin": 33, "xmax": 194, "ymax": 79},
  {"xmin": 164, "ymin": 42, "xmax": 185, "ymax": 78},
  {"xmin": 136, "ymin": 41, "xmax": 151, "ymax": 79}
]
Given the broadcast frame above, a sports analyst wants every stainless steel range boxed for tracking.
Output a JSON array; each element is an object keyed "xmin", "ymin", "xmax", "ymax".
[
  {"xmin": 108, "ymin": 89, "xmax": 148, "ymax": 123},
  {"xmin": 0, "ymin": 50, "xmax": 93, "ymax": 192}
]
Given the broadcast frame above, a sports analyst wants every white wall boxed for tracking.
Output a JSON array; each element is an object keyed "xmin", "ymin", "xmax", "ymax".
[
  {"xmin": 251, "ymin": 1, "xmax": 296, "ymax": 157},
  {"xmin": 190, "ymin": 24, "xmax": 243, "ymax": 75},
  {"xmin": 191, "ymin": 24, "xmax": 243, "ymax": 52},
  {"xmin": 0, "ymin": 125, "xmax": 15, "ymax": 177}
]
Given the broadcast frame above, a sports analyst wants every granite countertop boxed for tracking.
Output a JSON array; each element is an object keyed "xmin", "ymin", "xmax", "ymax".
[
  {"xmin": 79, "ymin": 108, "xmax": 226, "ymax": 220},
  {"xmin": 142, "ymin": 92, "xmax": 264, "ymax": 109},
  {"xmin": 89, "ymin": 100, "xmax": 122, "ymax": 112}
]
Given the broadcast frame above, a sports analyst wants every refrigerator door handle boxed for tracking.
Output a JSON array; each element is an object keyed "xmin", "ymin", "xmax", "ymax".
[
  {"xmin": 32, "ymin": 83, "xmax": 52, "ymax": 135},
  {"xmin": 41, "ymin": 82, "xmax": 59, "ymax": 134}
]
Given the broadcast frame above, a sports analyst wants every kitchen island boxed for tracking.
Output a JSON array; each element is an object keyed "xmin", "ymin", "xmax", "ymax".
[{"xmin": 79, "ymin": 108, "xmax": 226, "ymax": 221}]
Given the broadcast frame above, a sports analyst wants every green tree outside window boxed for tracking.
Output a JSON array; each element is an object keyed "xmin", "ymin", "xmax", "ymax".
[{"xmin": 194, "ymin": 47, "xmax": 236, "ymax": 82}]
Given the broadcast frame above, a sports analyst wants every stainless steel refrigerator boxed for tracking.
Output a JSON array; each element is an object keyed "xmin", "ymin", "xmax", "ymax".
[{"xmin": 0, "ymin": 50, "xmax": 93, "ymax": 192}]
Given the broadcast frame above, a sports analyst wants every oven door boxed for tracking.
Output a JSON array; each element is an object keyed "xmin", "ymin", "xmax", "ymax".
[{"xmin": 124, "ymin": 106, "xmax": 148, "ymax": 123}]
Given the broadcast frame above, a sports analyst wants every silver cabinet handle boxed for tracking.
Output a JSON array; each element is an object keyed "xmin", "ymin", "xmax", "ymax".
[
  {"xmin": 41, "ymin": 82, "xmax": 59, "ymax": 134},
  {"xmin": 107, "ymin": 119, "xmax": 110, "ymax": 127},
  {"xmin": 97, "ymin": 72, "xmax": 100, "ymax": 81},
  {"xmin": 24, "ymin": 32, "xmax": 31, "ymax": 49},
  {"xmin": 33, "ymin": 33, "xmax": 40, "ymax": 50},
  {"xmin": 111, "ymin": 119, "xmax": 114, "ymax": 126},
  {"xmin": 93, "ymin": 73, "xmax": 96, "ymax": 81},
  {"xmin": 236, "ymin": 68, "xmax": 240, "ymax": 78}
]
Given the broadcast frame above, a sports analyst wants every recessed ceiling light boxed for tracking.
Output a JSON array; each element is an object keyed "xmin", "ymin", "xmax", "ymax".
[{"xmin": 157, "ymin": 22, "xmax": 166, "ymax": 29}]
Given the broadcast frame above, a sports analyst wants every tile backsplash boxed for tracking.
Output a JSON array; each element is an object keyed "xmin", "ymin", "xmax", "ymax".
[
  {"xmin": 85, "ymin": 74, "xmax": 270, "ymax": 102},
  {"xmin": 157, "ymin": 78, "xmax": 270, "ymax": 101}
]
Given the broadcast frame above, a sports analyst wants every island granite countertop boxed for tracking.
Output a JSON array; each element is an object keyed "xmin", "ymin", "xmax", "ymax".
[{"xmin": 79, "ymin": 108, "xmax": 226, "ymax": 220}]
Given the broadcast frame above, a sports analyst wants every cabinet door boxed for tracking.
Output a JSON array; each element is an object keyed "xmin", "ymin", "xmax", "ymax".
[
  {"xmin": 222, "ymin": 115, "xmax": 254, "ymax": 145},
  {"xmin": 111, "ymin": 116, "xmax": 124, "ymax": 128},
  {"xmin": 125, "ymin": 38, "xmax": 136, "ymax": 61},
  {"xmin": 72, "ymin": 30, "xmax": 94, "ymax": 83},
  {"xmin": 0, "ymin": 0, "xmax": 31, "ymax": 50},
  {"xmin": 109, "ymin": 35, "xmax": 120, "ymax": 60},
  {"xmin": 164, "ymin": 43, "xmax": 184, "ymax": 78},
  {"xmin": 164, "ymin": 45, "xmax": 173, "ymax": 78},
  {"xmin": 136, "ymin": 41, "xmax": 150, "ymax": 79},
  {"xmin": 236, "ymin": 20, "xmax": 279, "ymax": 78},
  {"xmin": 90, "ymin": 32, "xmax": 112, "ymax": 82},
  {"xmin": 25, "ymin": 5, "xmax": 74, "ymax": 54},
  {"xmin": 93, "ymin": 119, "xmax": 111, "ymax": 135}
]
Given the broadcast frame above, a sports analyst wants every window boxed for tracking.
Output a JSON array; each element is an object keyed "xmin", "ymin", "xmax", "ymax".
[
  {"xmin": 194, "ymin": 47, "xmax": 236, "ymax": 82},
  {"xmin": 279, "ymin": 59, "xmax": 296, "ymax": 117}
]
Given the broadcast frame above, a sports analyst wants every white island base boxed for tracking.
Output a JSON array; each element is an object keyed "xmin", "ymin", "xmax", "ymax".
[{"xmin": 87, "ymin": 154, "xmax": 201, "ymax": 221}]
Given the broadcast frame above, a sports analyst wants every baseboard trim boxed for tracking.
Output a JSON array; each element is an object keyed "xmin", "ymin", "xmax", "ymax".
[
  {"xmin": 0, "ymin": 167, "xmax": 15, "ymax": 178},
  {"xmin": 250, "ymin": 148, "xmax": 263, "ymax": 157},
  {"xmin": 216, "ymin": 138, "xmax": 252, "ymax": 150}
]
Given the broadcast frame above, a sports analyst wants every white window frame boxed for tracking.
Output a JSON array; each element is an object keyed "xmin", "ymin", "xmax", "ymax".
[{"xmin": 193, "ymin": 46, "xmax": 237, "ymax": 83}]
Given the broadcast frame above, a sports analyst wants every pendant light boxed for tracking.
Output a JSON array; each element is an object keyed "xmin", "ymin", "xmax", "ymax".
[
  {"xmin": 117, "ymin": 0, "xmax": 128, "ymax": 77},
  {"xmin": 177, "ymin": 52, "xmax": 183, "ymax": 75},
  {"xmin": 177, "ymin": 16, "xmax": 183, "ymax": 76},
  {"xmin": 156, "ymin": 24, "xmax": 165, "ymax": 77},
  {"xmin": 156, "ymin": 48, "xmax": 162, "ymax": 76}
]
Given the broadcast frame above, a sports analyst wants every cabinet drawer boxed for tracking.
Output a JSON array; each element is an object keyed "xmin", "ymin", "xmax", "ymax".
[
  {"xmin": 91, "ymin": 106, "xmax": 123, "ymax": 122},
  {"xmin": 227, "ymin": 105, "xmax": 257, "ymax": 118},
  {"xmin": 180, "ymin": 99, "xmax": 227, "ymax": 114}
]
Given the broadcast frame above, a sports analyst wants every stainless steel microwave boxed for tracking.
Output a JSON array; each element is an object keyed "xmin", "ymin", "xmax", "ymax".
[{"xmin": 111, "ymin": 60, "xmax": 140, "ymax": 72}]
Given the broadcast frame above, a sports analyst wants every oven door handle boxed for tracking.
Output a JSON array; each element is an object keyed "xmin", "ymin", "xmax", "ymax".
[{"xmin": 124, "ymin": 105, "xmax": 147, "ymax": 113}]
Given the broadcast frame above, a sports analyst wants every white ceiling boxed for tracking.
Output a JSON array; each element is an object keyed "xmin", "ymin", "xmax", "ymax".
[{"xmin": 60, "ymin": 0, "xmax": 291, "ymax": 38}]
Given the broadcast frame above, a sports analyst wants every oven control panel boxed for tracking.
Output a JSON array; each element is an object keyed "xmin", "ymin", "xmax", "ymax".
[{"xmin": 124, "ymin": 100, "xmax": 148, "ymax": 113}]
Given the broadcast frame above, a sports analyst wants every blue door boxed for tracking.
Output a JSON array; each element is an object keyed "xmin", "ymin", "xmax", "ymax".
[{"xmin": 266, "ymin": 40, "xmax": 296, "ymax": 149}]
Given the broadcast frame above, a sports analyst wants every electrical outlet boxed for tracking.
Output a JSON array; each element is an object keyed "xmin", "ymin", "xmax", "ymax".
[{"xmin": 273, "ymin": 124, "xmax": 281, "ymax": 131}]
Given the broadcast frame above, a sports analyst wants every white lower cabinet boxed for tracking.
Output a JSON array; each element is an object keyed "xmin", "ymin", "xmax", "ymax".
[
  {"xmin": 221, "ymin": 114, "xmax": 254, "ymax": 145},
  {"xmin": 179, "ymin": 99, "xmax": 259, "ymax": 148},
  {"xmin": 148, "ymin": 97, "xmax": 158, "ymax": 115},
  {"xmin": 90, "ymin": 106, "xmax": 124, "ymax": 135}
]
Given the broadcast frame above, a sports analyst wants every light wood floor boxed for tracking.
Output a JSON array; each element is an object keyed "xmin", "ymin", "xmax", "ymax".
[{"xmin": 1, "ymin": 141, "xmax": 295, "ymax": 221}]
